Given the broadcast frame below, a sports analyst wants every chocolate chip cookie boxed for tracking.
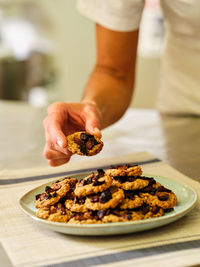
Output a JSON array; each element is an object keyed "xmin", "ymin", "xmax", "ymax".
[
  {"xmin": 112, "ymin": 176, "xmax": 156, "ymax": 191},
  {"xmin": 85, "ymin": 186, "xmax": 124, "ymax": 211},
  {"xmin": 35, "ymin": 165, "xmax": 178, "ymax": 224},
  {"xmin": 140, "ymin": 185, "xmax": 177, "ymax": 209},
  {"xmin": 67, "ymin": 132, "xmax": 103, "ymax": 156},
  {"xmin": 65, "ymin": 196, "xmax": 88, "ymax": 212},
  {"xmin": 119, "ymin": 190, "xmax": 144, "ymax": 209},
  {"xmin": 36, "ymin": 202, "xmax": 72, "ymax": 222},
  {"xmin": 68, "ymin": 211, "xmax": 102, "ymax": 224},
  {"xmin": 102, "ymin": 209, "xmax": 143, "ymax": 223},
  {"xmin": 35, "ymin": 177, "xmax": 77, "ymax": 208},
  {"xmin": 74, "ymin": 169, "xmax": 112, "ymax": 197},
  {"xmin": 106, "ymin": 164, "xmax": 142, "ymax": 177}
]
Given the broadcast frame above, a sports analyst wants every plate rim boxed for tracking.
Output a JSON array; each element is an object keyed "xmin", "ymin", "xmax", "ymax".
[{"xmin": 19, "ymin": 173, "xmax": 198, "ymax": 229}]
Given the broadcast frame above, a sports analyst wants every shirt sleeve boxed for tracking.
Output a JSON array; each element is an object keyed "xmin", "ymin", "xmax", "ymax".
[{"xmin": 77, "ymin": 0, "xmax": 145, "ymax": 32}]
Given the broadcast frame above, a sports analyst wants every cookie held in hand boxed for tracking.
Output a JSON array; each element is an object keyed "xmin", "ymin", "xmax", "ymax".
[{"xmin": 66, "ymin": 132, "xmax": 103, "ymax": 156}]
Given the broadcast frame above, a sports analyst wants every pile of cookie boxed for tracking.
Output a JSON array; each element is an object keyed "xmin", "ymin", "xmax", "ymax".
[{"xmin": 35, "ymin": 165, "xmax": 177, "ymax": 224}]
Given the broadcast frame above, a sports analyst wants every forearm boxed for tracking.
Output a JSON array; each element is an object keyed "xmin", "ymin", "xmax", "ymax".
[
  {"xmin": 82, "ymin": 64, "xmax": 135, "ymax": 129},
  {"xmin": 82, "ymin": 25, "xmax": 138, "ymax": 129}
]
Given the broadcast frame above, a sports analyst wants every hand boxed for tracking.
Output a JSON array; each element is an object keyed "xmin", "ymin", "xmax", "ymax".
[{"xmin": 43, "ymin": 101, "xmax": 101, "ymax": 166}]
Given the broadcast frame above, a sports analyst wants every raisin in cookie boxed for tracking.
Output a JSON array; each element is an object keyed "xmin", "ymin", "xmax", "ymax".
[
  {"xmin": 74, "ymin": 169, "xmax": 112, "ymax": 198},
  {"xmin": 85, "ymin": 186, "xmax": 124, "ymax": 211},
  {"xmin": 67, "ymin": 132, "xmax": 103, "ymax": 156}
]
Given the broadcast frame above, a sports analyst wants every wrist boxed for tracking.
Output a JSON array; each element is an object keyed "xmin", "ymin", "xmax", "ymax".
[{"xmin": 81, "ymin": 99, "xmax": 102, "ymax": 121}]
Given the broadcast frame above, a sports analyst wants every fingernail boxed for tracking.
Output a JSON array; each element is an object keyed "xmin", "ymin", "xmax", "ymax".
[
  {"xmin": 94, "ymin": 127, "xmax": 101, "ymax": 137},
  {"xmin": 57, "ymin": 139, "xmax": 63, "ymax": 148}
]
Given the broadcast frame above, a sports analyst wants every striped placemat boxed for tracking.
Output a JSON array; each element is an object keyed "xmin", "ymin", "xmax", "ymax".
[{"xmin": 0, "ymin": 152, "xmax": 200, "ymax": 267}]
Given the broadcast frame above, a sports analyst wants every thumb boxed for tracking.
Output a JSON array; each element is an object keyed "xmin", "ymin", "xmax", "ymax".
[{"xmin": 84, "ymin": 105, "xmax": 102, "ymax": 138}]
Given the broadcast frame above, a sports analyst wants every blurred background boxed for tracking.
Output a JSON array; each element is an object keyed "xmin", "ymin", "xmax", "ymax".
[{"xmin": 0, "ymin": 0, "xmax": 164, "ymax": 108}]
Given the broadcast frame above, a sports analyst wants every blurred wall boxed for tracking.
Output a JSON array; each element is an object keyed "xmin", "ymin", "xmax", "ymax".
[
  {"xmin": 39, "ymin": 0, "xmax": 95, "ymax": 102},
  {"xmin": 39, "ymin": 0, "xmax": 161, "ymax": 108}
]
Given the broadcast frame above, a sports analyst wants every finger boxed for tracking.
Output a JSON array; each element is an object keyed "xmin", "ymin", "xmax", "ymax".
[
  {"xmin": 44, "ymin": 137, "xmax": 72, "ymax": 158},
  {"xmin": 48, "ymin": 158, "xmax": 70, "ymax": 167},
  {"xmin": 43, "ymin": 114, "xmax": 68, "ymax": 149},
  {"xmin": 84, "ymin": 105, "xmax": 102, "ymax": 138},
  {"xmin": 43, "ymin": 146, "xmax": 70, "ymax": 160}
]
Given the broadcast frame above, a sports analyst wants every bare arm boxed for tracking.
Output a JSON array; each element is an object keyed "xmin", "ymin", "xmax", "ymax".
[
  {"xmin": 43, "ymin": 24, "xmax": 139, "ymax": 166},
  {"xmin": 82, "ymin": 24, "xmax": 139, "ymax": 128}
]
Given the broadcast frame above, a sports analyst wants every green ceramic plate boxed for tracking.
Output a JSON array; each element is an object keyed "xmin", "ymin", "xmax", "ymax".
[{"xmin": 19, "ymin": 173, "xmax": 197, "ymax": 236}]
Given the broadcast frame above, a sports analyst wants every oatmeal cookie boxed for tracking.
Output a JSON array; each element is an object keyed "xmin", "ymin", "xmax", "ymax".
[
  {"xmin": 106, "ymin": 164, "xmax": 142, "ymax": 177},
  {"xmin": 74, "ymin": 169, "xmax": 112, "ymax": 197},
  {"xmin": 119, "ymin": 190, "xmax": 144, "ymax": 209},
  {"xmin": 65, "ymin": 196, "xmax": 88, "ymax": 212},
  {"xmin": 36, "ymin": 202, "xmax": 72, "ymax": 222},
  {"xmin": 66, "ymin": 132, "xmax": 103, "ymax": 156},
  {"xmin": 68, "ymin": 211, "xmax": 102, "ymax": 224},
  {"xmin": 112, "ymin": 176, "xmax": 156, "ymax": 191},
  {"xmin": 102, "ymin": 209, "xmax": 143, "ymax": 223},
  {"xmin": 85, "ymin": 186, "xmax": 124, "ymax": 211},
  {"xmin": 102, "ymin": 205, "xmax": 164, "ymax": 223},
  {"xmin": 140, "ymin": 185, "xmax": 177, "ymax": 209},
  {"xmin": 35, "ymin": 177, "xmax": 76, "ymax": 208},
  {"xmin": 142, "ymin": 205, "xmax": 164, "ymax": 219}
]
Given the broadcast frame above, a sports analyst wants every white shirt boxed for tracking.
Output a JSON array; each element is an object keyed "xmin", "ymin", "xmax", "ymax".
[{"xmin": 77, "ymin": 0, "xmax": 200, "ymax": 115}]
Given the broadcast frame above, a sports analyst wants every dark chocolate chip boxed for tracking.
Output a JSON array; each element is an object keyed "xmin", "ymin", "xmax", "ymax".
[
  {"xmin": 122, "ymin": 213, "xmax": 132, "ymax": 220},
  {"xmin": 90, "ymin": 195, "xmax": 100, "ymax": 203},
  {"xmin": 80, "ymin": 143, "xmax": 87, "ymax": 155},
  {"xmin": 127, "ymin": 214, "xmax": 132, "ymax": 220},
  {"xmin": 97, "ymin": 210, "xmax": 106, "ymax": 219},
  {"xmin": 141, "ymin": 205, "xmax": 150, "ymax": 215},
  {"xmin": 157, "ymin": 192, "xmax": 169, "ymax": 201},
  {"xmin": 35, "ymin": 194, "xmax": 41, "ymax": 200},
  {"xmin": 142, "ymin": 186, "xmax": 156, "ymax": 195},
  {"xmin": 87, "ymin": 177, "xmax": 93, "ymax": 184},
  {"xmin": 99, "ymin": 190, "xmax": 112, "ymax": 203},
  {"xmin": 86, "ymin": 139, "xmax": 94, "ymax": 150},
  {"xmin": 79, "ymin": 198, "xmax": 85, "ymax": 204},
  {"xmin": 45, "ymin": 186, "xmax": 54, "ymax": 194},
  {"xmin": 52, "ymin": 192, "xmax": 57, "ymax": 197},
  {"xmin": 114, "ymin": 176, "xmax": 128, "ymax": 183},
  {"xmin": 93, "ymin": 179, "xmax": 104, "ymax": 186},
  {"xmin": 97, "ymin": 169, "xmax": 105, "ymax": 176},
  {"xmin": 157, "ymin": 186, "xmax": 172, "ymax": 193},
  {"xmin": 127, "ymin": 176, "xmax": 137, "ymax": 182},
  {"xmin": 151, "ymin": 206, "xmax": 159, "ymax": 214},
  {"xmin": 164, "ymin": 208, "xmax": 174, "ymax": 213},
  {"xmin": 80, "ymin": 133, "xmax": 89, "ymax": 142},
  {"xmin": 79, "ymin": 179, "xmax": 86, "ymax": 187},
  {"xmin": 90, "ymin": 136, "xmax": 99, "ymax": 145},
  {"xmin": 44, "ymin": 194, "xmax": 51, "ymax": 199}
]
